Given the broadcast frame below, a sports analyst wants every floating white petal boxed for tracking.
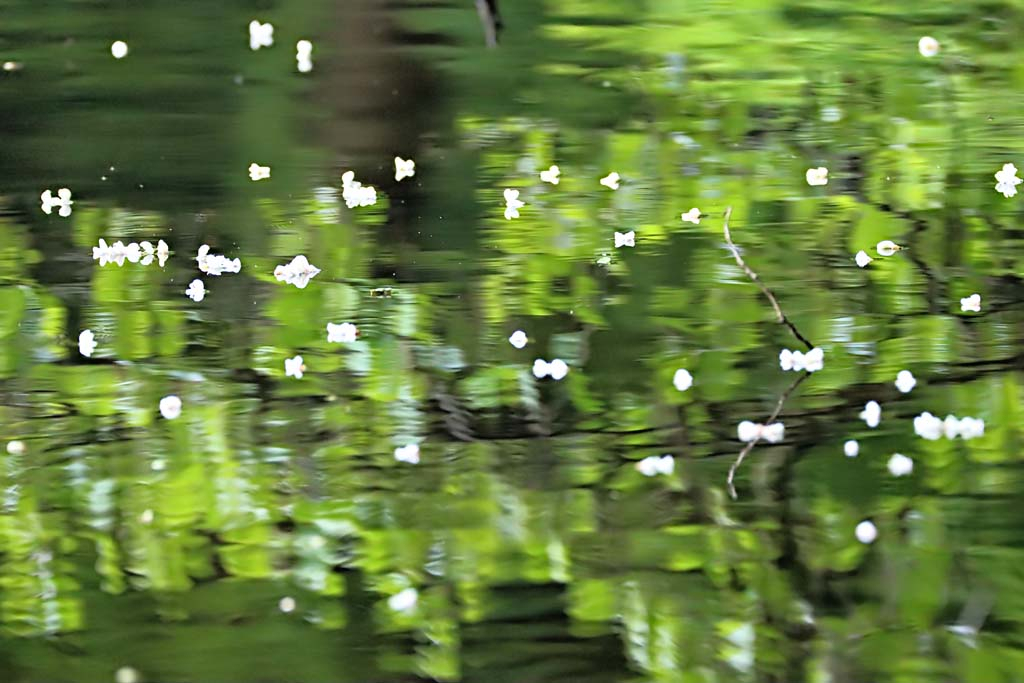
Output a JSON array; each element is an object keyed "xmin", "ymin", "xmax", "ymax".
[
  {"xmin": 394, "ymin": 156, "xmax": 415, "ymax": 182},
  {"xmin": 196, "ymin": 245, "xmax": 241, "ymax": 276},
  {"xmin": 186, "ymin": 279, "xmax": 206, "ymax": 302},
  {"xmin": 40, "ymin": 188, "xmax": 73, "ymax": 217},
  {"xmin": 960, "ymin": 293, "xmax": 981, "ymax": 312},
  {"xmin": 855, "ymin": 250, "xmax": 873, "ymax": 268},
  {"xmin": 296, "ymin": 40, "xmax": 313, "ymax": 72},
  {"xmin": 503, "ymin": 188, "xmax": 525, "ymax": 220},
  {"xmin": 600, "ymin": 172, "xmax": 620, "ymax": 190},
  {"xmin": 614, "ymin": 231, "xmax": 635, "ymax": 248},
  {"xmin": 274, "ymin": 254, "xmax": 320, "ymax": 289},
  {"xmin": 672, "ymin": 368, "xmax": 693, "ymax": 392},
  {"xmin": 876, "ymin": 240, "xmax": 901, "ymax": 257},
  {"xmin": 636, "ymin": 455, "xmax": 674, "ymax": 477},
  {"xmin": 680, "ymin": 208, "xmax": 701, "ymax": 224},
  {"xmin": 249, "ymin": 20, "xmax": 274, "ymax": 50},
  {"xmin": 843, "ymin": 439, "xmax": 859, "ymax": 457},
  {"xmin": 111, "ymin": 41, "xmax": 128, "ymax": 59},
  {"xmin": 394, "ymin": 444, "xmax": 421, "ymax": 464},
  {"xmin": 533, "ymin": 358, "xmax": 568, "ymax": 380},
  {"xmin": 285, "ymin": 355, "xmax": 305, "ymax": 379},
  {"xmin": 78, "ymin": 329, "xmax": 97, "ymax": 357},
  {"xmin": 327, "ymin": 322, "xmax": 358, "ymax": 343},
  {"xmin": 895, "ymin": 370, "xmax": 916, "ymax": 394},
  {"xmin": 918, "ymin": 36, "xmax": 939, "ymax": 57},
  {"xmin": 887, "ymin": 452, "xmax": 914, "ymax": 477},
  {"xmin": 994, "ymin": 163, "xmax": 1022, "ymax": 198},
  {"xmin": 341, "ymin": 170, "xmax": 378, "ymax": 208},
  {"xmin": 805, "ymin": 167, "xmax": 828, "ymax": 186},
  {"xmin": 855, "ymin": 520, "xmax": 877, "ymax": 544},
  {"xmin": 387, "ymin": 587, "xmax": 418, "ymax": 613},
  {"xmin": 508, "ymin": 330, "xmax": 528, "ymax": 349},
  {"xmin": 159, "ymin": 395, "xmax": 182, "ymax": 420},
  {"xmin": 540, "ymin": 165, "xmax": 560, "ymax": 185},
  {"xmin": 860, "ymin": 400, "xmax": 881, "ymax": 428},
  {"xmin": 248, "ymin": 163, "xmax": 270, "ymax": 181}
]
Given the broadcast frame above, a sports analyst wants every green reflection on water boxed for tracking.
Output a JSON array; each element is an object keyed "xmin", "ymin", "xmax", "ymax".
[{"xmin": 1, "ymin": 0, "xmax": 1024, "ymax": 681}]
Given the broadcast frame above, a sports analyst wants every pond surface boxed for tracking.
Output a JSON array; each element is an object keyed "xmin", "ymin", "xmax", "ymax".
[{"xmin": 2, "ymin": 1, "xmax": 1024, "ymax": 681}]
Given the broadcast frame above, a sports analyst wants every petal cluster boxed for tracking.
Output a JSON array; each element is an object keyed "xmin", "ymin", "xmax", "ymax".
[
  {"xmin": 913, "ymin": 412, "xmax": 985, "ymax": 441},
  {"xmin": 779, "ymin": 347, "xmax": 824, "ymax": 373},
  {"xmin": 342, "ymin": 171, "xmax": 378, "ymax": 208},
  {"xmin": 274, "ymin": 255, "xmax": 321, "ymax": 289},
  {"xmin": 737, "ymin": 420, "xmax": 785, "ymax": 443},
  {"xmin": 532, "ymin": 358, "xmax": 568, "ymax": 380}
]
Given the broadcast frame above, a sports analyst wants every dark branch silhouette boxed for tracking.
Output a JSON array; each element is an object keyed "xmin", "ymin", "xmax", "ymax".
[{"xmin": 722, "ymin": 206, "xmax": 814, "ymax": 350}]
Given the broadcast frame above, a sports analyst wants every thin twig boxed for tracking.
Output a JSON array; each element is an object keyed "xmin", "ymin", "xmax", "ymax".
[
  {"xmin": 475, "ymin": 0, "xmax": 500, "ymax": 47},
  {"xmin": 722, "ymin": 207, "xmax": 814, "ymax": 350},
  {"xmin": 727, "ymin": 372, "xmax": 809, "ymax": 499}
]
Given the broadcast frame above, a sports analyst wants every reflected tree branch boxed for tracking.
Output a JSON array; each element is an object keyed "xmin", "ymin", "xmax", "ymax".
[
  {"xmin": 722, "ymin": 207, "xmax": 814, "ymax": 350},
  {"xmin": 475, "ymin": 0, "xmax": 502, "ymax": 47},
  {"xmin": 727, "ymin": 372, "xmax": 809, "ymax": 500}
]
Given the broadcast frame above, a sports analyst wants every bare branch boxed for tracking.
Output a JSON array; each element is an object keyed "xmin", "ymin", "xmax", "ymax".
[
  {"xmin": 722, "ymin": 207, "xmax": 814, "ymax": 350},
  {"xmin": 727, "ymin": 372, "xmax": 809, "ymax": 499}
]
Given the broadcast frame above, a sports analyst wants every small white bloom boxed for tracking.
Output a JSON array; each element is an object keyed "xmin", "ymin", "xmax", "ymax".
[
  {"xmin": 140, "ymin": 509, "xmax": 154, "ymax": 524},
  {"xmin": 680, "ymin": 208, "xmax": 701, "ymax": 224},
  {"xmin": 960, "ymin": 293, "xmax": 981, "ymax": 312},
  {"xmin": 196, "ymin": 245, "xmax": 241, "ymax": 275},
  {"xmin": 540, "ymin": 165, "xmax": 560, "ymax": 185},
  {"xmin": 636, "ymin": 455, "xmax": 674, "ymax": 477},
  {"xmin": 326, "ymin": 322, "xmax": 358, "ymax": 343},
  {"xmin": 943, "ymin": 414, "xmax": 961, "ymax": 440},
  {"xmin": 736, "ymin": 421, "xmax": 784, "ymax": 443},
  {"xmin": 285, "ymin": 355, "xmax": 305, "ymax": 379},
  {"xmin": 860, "ymin": 400, "xmax": 881, "ymax": 428},
  {"xmin": 918, "ymin": 36, "xmax": 940, "ymax": 57},
  {"xmin": 804, "ymin": 347, "xmax": 824, "ymax": 373},
  {"xmin": 249, "ymin": 20, "xmax": 274, "ymax": 50},
  {"xmin": 249, "ymin": 163, "xmax": 270, "ymax": 181},
  {"xmin": 509, "ymin": 330, "xmax": 528, "ymax": 349},
  {"xmin": 913, "ymin": 411, "xmax": 943, "ymax": 440},
  {"xmin": 779, "ymin": 347, "xmax": 823, "ymax": 373},
  {"xmin": 394, "ymin": 156, "xmax": 415, "ymax": 182},
  {"xmin": 855, "ymin": 520, "xmax": 878, "ymax": 544},
  {"xmin": 296, "ymin": 40, "xmax": 313, "ymax": 72},
  {"xmin": 185, "ymin": 279, "xmax": 206, "ymax": 302},
  {"xmin": 274, "ymin": 254, "xmax": 320, "ymax": 289},
  {"xmin": 843, "ymin": 439, "xmax": 859, "ymax": 457},
  {"xmin": 805, "ymin": 167, "xmax": 828, "ymax": 186},
  {"xmin": 115, "ymin": 667, "xmax": 141, "ymax": 683},
  {"xmin": 111, "ymin": 41, "xmax": 128, "ymax": 59},
  {"xmin": 6, "ymin": 440, "xmax": 25, "ymax": 455},
  {"xmin": 876, "ymin": 240, "xmax": 902, "ymax": 256},
  {"xmin": 895, "ymin": 370, "xmax": 916, "ymax": 394},
  {"xmin": 533, "ymin": 358, "xmax": 568, "ymax": 380},
  {"xmin": 503, "ymin": 188, "xmax": 525, "ymax": 220},
  {"xmin": 159, "ymin": 395, "xmax": 182, "ymax": 420},
  {"xmin": 279, "ymin": 597, "xmax": 296, "ymax": 613},
  {"xmin": 761, "ymin": 422, "xmax": 785, "ymax": 443},
  {"xmin": 855, "ymin": 250, "xmax": 873, "ymax": 268},
  {"xmin": 40, "ymin": 188, "xmax": 73, "ymax": 217},
  {"xmin": 340, "ymin": 171, "xmax": 378, "ymax": 208},
  {"xmin": 959, "ymin": 416, "xmax": 985, "ymax": 440},
  {"xmin": 600, "ymin": 172, "xmax": 620, "ymax": 190},
  {"xmin": 394, "ymin": 444, "xmax": 420, "ymax": 464},
  {"xmin": 614, "ymin": 230, "xmax": 635, "ymax": 248},
  {"xmin": 388, "ymin": 587, "xmax": 418, "ymax": 613},
  {"xmin": 779, "ymin": 349, "xmax": 794, "ymax": 372},
  {"xmin": 995, "ymin": 163, "xmax": 1022, "ymax": 198},
  {"xmin": 737, "ymin": 420, "xmax": 760, "ymax": 443},
  {"xmin": 887, "ymin": 452, "xmax": 914, "ymax": 477},
  {"xmin": 78, "ymin": 329, "xmax": 97, "ymax": 357},
  {"xmin": 672, "ymin": 368, "xmax": 693, "ymax": 392}
]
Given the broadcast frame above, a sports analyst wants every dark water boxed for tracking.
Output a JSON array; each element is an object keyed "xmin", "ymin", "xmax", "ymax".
[{"xmin": 2, "ymin": 1, "xmax": 1024, "ymax": 681}]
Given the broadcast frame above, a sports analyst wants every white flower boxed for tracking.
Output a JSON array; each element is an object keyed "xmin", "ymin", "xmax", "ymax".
[
  {"xmin": 532, "ymin": 358, "xmax": 568, "ymax": 380},
  {"xmin": 855, "ymin": 520, "xmax": 877, "ymax": 544},
  {"xmin": 394, "ymin": 444, "xmax": 420, "ymax": 464},
  {"xmin": 78, "ymin": 329, "xmax": 97, "ymax": 357},
  {"xmin": 185, "ymin": 279, "xmax": 206, "ymax": 302},
  {"xmin": 943, "ymin": 414, "xmax": 961, "ymax": 439},
  {"xmin": 159, "ymin": 395, "xmax": 182, "ymax": 420},
  {"xmin": 6, "ymin": 440, "xmax": 26, "ymax": 455},
  {"xmin": 40, "ymin": 188, "xmax": 73, "ymax": 217},
  {"xmin": 779, "ymin": 347, "xmax": 824, "ymax": 373},
  {"xmin": 614, "ymin": 230, "xmax": 635, "ymax": 248},
  {"xmin": 503, "ymin": 188, "xmax": 525, "ymax": 220},
  {"xmin": 249, "ymin": 20, "xmax": 274, "ymax": 50},
  {"xmin": 296, "ymin": 40, "xmax": 313, "ymax": 72},
  {"xmin": 805, "ymin": 167, "xmax": 828, "ymax": 186},
  {"xmin": 672, "ymin": 368, "xmax": 693, "ymax": 392},
  {"xmin": 959, "ymin": 416, "xmax": 985, "ymax": 440},
  {"xmin": 913, "ymin": 411, "xmax": 942, "ymax": 440},
  {"xmin": 860, "ymin": 400, "xmax": 881, "ymax": 428},
  {"xmin": 509, "ymin": 330, "xmax": 528, "ymax": 349},
  {"xmin": 135, "ymin": 239, "xmax": 169, "ymax": 268},
  {"xmin": 876, "ymin": 240, "xmax": 902, "ymax": 256},
  {"xmin": 327, "ymin": 322, "xmax": 359, "ymax": 343},
  {"xmin": 895, "ymin": 370, "xmax": 916, "ymax": 394},
  {"xmin": 960, "ymin": 293, "xmax": 981, "ymax": 312},
  {"xmin": 394, "ymin": 156, "xmax": 415, "ymax": 182},
  {"xmin": 279, "ymin": 597, "xmax": 296, "ymax": 613},
  {"xmin": 636, "ymin": 455, "xmax": 674, "ymax": 477},
  {"xmin": 285, "ymin": 355, "xmax": 305, "ymax": 379},
  {"xmin": 855, "ymin": 250, "xmax": 873, "ymax": 268},
  {"xmin": 599, "ymin": 172, "xmax": 620, "ymax": 190},
  {"xmin": 995, "ymin": 163, "xmax": 1022, "ymax": 198},
  {"xmin": 387, "ymin": 587, "xmax": 418, "ymax": 613},
  {"xmin": 540, "ymin": 165, "xmax": 560, "ymax": 185},
  {"xmin": 844, "ymin": 439, "xmax": 859, "ymax": 457},
  {"xmin": 249, "ymin": 163, "xmax": 271, "ymax": 181},
  {"xmin": 196, "ymin": 245, "xmax": 241, "ymax": 275},
  {"xmin": 887, "ymin": 452, "xmax": 914, "ymax": 477},
  {"xmin": 341, "ymin": 171, "xmax": 378, "ymax": 208},
  {"xmin": 273, "ymin": 254, "xmax": 321, "ymax": 289},
  {"xmin": 111, "ymin": 41, "xmax": 128, "ymax": 59},
  {"xmin": 736, "ymin": 421, "xmax": 784, "ymax": 443},
  {"xmin": 680, "ymin": 208, "xmax": 701, "ymax": 224},
  {"xmin": 918, "ymin": 36, "xmax": 939, "ymax": 57}
]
